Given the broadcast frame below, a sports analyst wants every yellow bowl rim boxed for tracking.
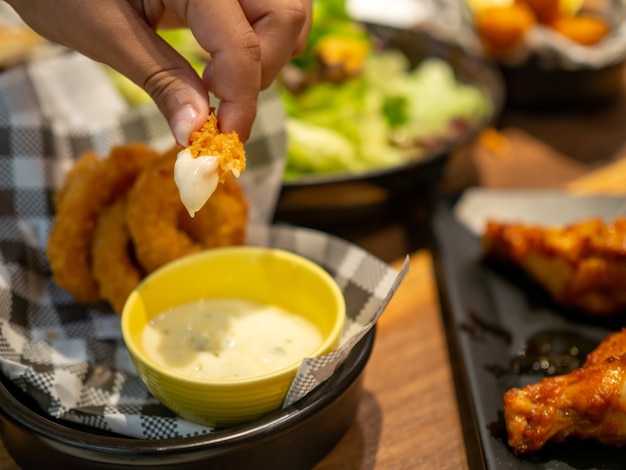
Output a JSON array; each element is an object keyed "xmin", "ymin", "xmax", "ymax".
[{"xmin": 121, "ymin": 246, "xmax": 346, "ymax": 386}]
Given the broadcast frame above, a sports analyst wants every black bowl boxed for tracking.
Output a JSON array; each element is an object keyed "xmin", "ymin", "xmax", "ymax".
[
  {"xmin": 500, "ymin": 60, "xmax": 625, "ymax": 111},
  {"xmin": 0, "ymin": 328, "xmax": 375, "ymax": 470},
  {"xmin": 279, "ymin": 22, "xmax": 504, "ymax": 191},
  {"xmin": 496, "ymin": 3, "xmax": 626, "ymax": 112}
]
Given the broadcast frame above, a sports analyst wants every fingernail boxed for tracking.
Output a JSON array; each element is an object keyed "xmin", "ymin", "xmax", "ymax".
[
  {"xmin": 202, "ymin": 58, "xmax": 214, "ymax": 91},
  {"xmin": 172, "ymin": 105, "xmax": 199, "ymax": 146}
]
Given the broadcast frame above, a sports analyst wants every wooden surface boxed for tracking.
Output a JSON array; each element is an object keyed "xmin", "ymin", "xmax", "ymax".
[
  {"xmin": 4, "ymin": 74, "xmax": 626, "ymax": 470},
  {"xmin": 315, "ymin": 251, "xmax": 467, "ymax": 469}
]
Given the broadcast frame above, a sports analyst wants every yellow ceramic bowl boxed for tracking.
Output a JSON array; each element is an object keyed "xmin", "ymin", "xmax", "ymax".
[{"xmin": 121, "ymin": 246, "xmax": 346, "ymax": 427}]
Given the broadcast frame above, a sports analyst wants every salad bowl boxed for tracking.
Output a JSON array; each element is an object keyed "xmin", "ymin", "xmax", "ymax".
[
  {"xmin": 274, "ymin": 22, "xmax": 503, "ymax": 235},
  {"xmin": 278, "ymin": 22, "xmax": 503, "ymax": 188}
]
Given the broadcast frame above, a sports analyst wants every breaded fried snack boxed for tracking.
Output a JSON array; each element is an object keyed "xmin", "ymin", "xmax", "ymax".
[
  {"xmin": 46, "ymin": 144, "xmax": 156, "ymax": 303},
  {"xmin": 126, "ymin": 148, "xmax": 248, "ymax": 273},
  {"xmin": 174, "ymin": 110, "xmax": 246, "ymax": 217}
]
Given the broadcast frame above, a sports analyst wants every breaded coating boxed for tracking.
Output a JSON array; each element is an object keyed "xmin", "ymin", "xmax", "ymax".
[
  {"xmin": 126, "ymin": 147, "xmax": 248, "ymax": 273},
  {"xmin": 46, "ymin": 144, "xmax": 156, "ymax": 303},
  {"xmin": 180, "ymin": 174, "xmax": 248, "ymax": 248},
  {"xmin": 187, "ymin": 111, "xmax": 246, "ymax": 181},
  {"xmin": 53, "ymin": 151, "xmax": 100, "ymax": 210},
  {"xmin": 91, "ymin": 198, "xmax": 143, "ymax": 314}
]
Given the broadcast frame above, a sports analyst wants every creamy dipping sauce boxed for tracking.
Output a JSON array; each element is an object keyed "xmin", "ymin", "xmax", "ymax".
[
  {"xmin": 174, "ymin": 147, "xmax": 219, "ymax": 217},
  {"xmin": 141, "ymin": 298, "xmax": 323, "ymax": 380}
]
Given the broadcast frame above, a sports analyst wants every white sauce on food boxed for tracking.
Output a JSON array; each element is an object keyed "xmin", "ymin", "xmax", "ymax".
[
  {"xmin": 141, "ymin": 298, "xmax": 323, "ymax": 380},
  {"xmin": 174, "ymin": 147, "xmax": 219, "ymax": 217}
]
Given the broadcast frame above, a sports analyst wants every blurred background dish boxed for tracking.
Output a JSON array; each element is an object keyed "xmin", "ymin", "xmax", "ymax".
[
  {"xmin": 0, "ymin": 3, "xmax": 64, "ymax": 69},
  {"xmin": 468, "ymin": 0, "xmax": 626, "ymax": 110},
  {"xmin": 277, "ymin": 0, "xmax": 500, "ymax": 186},
  {"xmin": 277, "ymin": 10, "xmax": 496, "ymax": 185},
  {"xmin": 274, "ymin": 21, "xmax": 503, "ymax": 244}
]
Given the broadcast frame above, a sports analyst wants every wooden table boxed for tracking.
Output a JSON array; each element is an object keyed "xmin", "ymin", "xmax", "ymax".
[
  {"xmin": 4, "ymin": 75, "xmax": 626, "ymax": 470},
  {"xmin": 315, "ymin": 250, "xmax": 468, "ymax": 469}
]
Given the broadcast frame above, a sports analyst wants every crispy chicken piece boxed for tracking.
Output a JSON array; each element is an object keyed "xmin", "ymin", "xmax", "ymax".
[
  {"xmin": 585, "ymin": 328, "xmax": 626, "ymax": 367},
  {"xmin": 175, "ymin": 110, "xmax": 246, "ymax": 217},
  {"xmin": 186, "ymin": 111, "xmax": 246, "ymax": 181},
  {"xmin": 482, "ymin": 217, "xmax": 626, "ymax": 317},
  {"xmin": 504, "ymin": 329, "xmax": 626, "ymax": 454}
]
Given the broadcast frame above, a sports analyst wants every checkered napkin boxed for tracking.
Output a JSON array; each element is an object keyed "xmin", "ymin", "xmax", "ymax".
[{"xmin": 0, "ymin": 51, "xmax": 408, "ymax": 439}]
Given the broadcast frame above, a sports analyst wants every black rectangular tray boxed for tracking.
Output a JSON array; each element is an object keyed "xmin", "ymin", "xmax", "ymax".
[{"xmin": 430, "ymin": 189, "xmax": 626, "ymax": 469}]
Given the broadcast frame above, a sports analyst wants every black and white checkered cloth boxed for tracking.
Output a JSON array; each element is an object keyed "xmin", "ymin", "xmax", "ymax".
[{"xmin": 0, "ymin": 51, "xmax": 407, "ymax": 439}]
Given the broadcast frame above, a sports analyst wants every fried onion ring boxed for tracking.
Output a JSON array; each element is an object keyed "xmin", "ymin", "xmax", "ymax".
[
  {"xmin": 47, "ymin": 144, "xmax": 157, "ymax": 303},
  {"xmin": 91, "ymin": 197, "xmax": 144, "ymax": 314},
  {"xmin": 180, "ymin": 173, "xmax": 248, "ymax": 248},
  {"xmin": 126, "ymin": 147, "xmax": 248, "ymax": 273},
  {"xmin": 53, "ymin": 151, "xmax": 100, "ymax": 210}
]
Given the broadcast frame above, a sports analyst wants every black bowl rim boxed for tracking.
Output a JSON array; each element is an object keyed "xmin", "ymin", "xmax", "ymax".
[{"xmin": 0, "ymin": 327, "xmax": 376, "ymax": 461}]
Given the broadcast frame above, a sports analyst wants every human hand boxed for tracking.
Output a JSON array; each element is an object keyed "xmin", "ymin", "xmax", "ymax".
[{"xmin": 6, "ymin": 0, "xmax": 312, "ymax": 143}]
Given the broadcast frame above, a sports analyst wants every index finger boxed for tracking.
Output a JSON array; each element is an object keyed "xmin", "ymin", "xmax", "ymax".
[
  {"xmin": 239, "ymin": 0, "xmax": 310, "ymax": 89},
  {"xmin": 182, "ymin": 0, "xmax": 263, "ymax": 140}
]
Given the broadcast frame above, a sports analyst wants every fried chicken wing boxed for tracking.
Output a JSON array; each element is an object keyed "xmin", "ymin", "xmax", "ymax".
[
  {"xmin": 585, "ymin": 328, "xmax": 626, "ymax": 367},
  {"xmin": 482, "ymin": 218, "xmax": 626, "ymax": 317},
  {"xmin": 504, "ymin": 329, "xmax": 626, "ymax": 454}
]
